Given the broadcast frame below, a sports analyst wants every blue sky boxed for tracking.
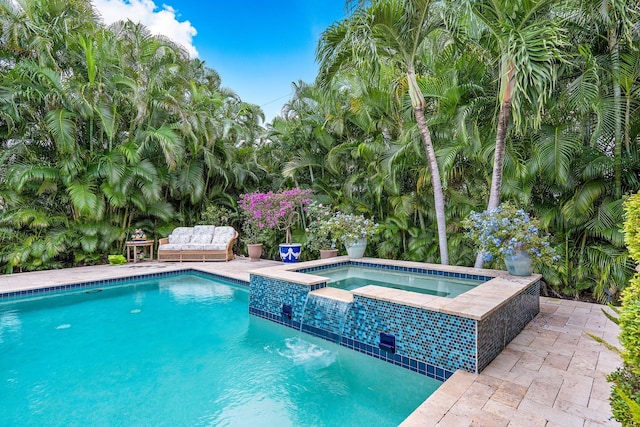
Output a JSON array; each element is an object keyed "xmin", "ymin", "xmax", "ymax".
[{"xmin": 92, "ymin": 0, "xmax": 347, "ymax": 123}]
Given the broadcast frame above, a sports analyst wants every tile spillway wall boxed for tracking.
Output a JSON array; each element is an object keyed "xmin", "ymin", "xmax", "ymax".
[
  {"xmin": 249, "ymin": 271, "xmax": 539, "ymax": 380},
  {"xmin": 476, "ymin": 280, "xmax": 540, "ymax": 371},
  {"xmin": 344, "ymin": 294, "xmax": 476, "ymax": 374}
]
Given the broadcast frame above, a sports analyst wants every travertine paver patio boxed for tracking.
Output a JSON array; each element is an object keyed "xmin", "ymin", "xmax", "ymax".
[
  {"xmin": 0, "ymin": 259, "xmax": 622, "ymax": 427},
  {"xmin": 401, "ymin": 298, "xmax": 621, "ymax": 426}
]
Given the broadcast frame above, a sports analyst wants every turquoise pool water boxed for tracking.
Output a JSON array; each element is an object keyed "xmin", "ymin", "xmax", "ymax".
[
  {"xmin": 319, "ymin": 266, "xmax": 482, "ymax": 297},
  {"xmin": 0, "ymin": 274, "xmax": 440, "ymax": 426}
]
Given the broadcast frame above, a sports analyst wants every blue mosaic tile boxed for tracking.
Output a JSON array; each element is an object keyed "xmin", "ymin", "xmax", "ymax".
[
  {"xmin": 342, "ymin": 295, "xmax": 477, "ymax": 373},
  {"xmin": 476, "ymin": 281, "xmax": 540, "ymax": 371},
  {"xmin": 249, "ymin": 274, "xmax": 319, "ymax": 323}
]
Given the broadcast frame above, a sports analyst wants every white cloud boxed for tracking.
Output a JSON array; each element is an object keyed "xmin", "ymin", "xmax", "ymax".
[{"xmin": 92, "ymin": 0, "xmax": 198, "ymax": 57}]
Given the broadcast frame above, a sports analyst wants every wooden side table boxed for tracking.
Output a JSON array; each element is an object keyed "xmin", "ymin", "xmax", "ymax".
[{"xmin": 126, "ymin": 240, "xmax": 155, "ymax": 263}]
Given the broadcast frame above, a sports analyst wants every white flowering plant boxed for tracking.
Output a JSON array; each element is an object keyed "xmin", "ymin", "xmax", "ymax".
[
  {"xmin": 322, "ymin": 212, "xmax": 379, "ymax": 247},
  {"xmin": 462, "ymin": 203, "xmax": 558, "ymax": 265},
  {"xmin": 304, "ymin": 201, "xmax": 337, "ymax": 253}
]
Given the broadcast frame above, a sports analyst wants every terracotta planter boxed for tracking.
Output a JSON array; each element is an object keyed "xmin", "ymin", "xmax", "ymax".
[
  {"xmin": 247, "ymin": 243, "xmax": 262, "ymax": 261},
  {"xmin": 319, "ymin": 249, "xmax": 339, "ymax": 259}
]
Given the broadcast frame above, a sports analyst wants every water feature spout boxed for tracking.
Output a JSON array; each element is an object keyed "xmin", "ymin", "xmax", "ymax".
[
  {"xmin": 379, "ymin": 332, "xmax": 396, "ymax": 353},
  {"xmin": 281, "ymin": 303, "xmax": 293, "ymax": 320},
  {"xmin": 298, "ymin": 292, "xmax": 352, "ymax": 343}
]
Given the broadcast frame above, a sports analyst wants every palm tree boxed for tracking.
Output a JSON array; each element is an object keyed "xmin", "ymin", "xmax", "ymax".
[
  {"xmin": 317, "ymin": 0, "xmax": 451, "ymax": 264},
  {"xmin": 451, "ymin": 0, "xmax": 567, "ymax": 267}
]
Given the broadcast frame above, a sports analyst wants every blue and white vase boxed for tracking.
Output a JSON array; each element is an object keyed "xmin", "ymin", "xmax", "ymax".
[
  {"xmin": 345, "ymin": 238, "xmax": 367, "ymax": 259},
  {"xmin": 279, "ymin": 243, "xmax": 302, "ymax": 263}
]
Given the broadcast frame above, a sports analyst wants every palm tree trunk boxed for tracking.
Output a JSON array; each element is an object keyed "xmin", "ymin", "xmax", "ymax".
[
  {"xmin": 474, "ymin": 99, "xmax": 512, "ymax": 268},
  {"xmin": 413, "ymin": 106, "xmax": 449, "ymax": 265},
  {"xmin": 487, "ymin": 100, "xmax": 512, "ymax": 210}
]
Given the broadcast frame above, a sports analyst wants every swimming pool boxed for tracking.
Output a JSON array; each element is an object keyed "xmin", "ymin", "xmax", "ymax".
[
  {"xmin": 314, "ymin": 265, "xmax": 481, "ymax": 297},
  {"xmin": 0, "ymin": 273, "xmax": 440, "ymax": 426}
]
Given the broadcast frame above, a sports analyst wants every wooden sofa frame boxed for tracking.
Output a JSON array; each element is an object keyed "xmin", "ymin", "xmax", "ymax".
[{"xmin": 157, "ymin": 230, "xmax": 238, "ymax": 262}]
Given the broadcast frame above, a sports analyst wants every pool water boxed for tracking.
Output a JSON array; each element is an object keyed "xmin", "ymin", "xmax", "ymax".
[
  {"xmin": 319, "ymin": 266, "xmax": 481, "ymax": 297},
  {"xmin": 0, "ymin": 274, "xmax": 440, "ymax": 426}
]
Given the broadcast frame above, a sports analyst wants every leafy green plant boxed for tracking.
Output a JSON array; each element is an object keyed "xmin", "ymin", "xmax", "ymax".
[
  {"xmin": 322, "ymin": 212, "xmax": 379, "ymax": 247},
  {"xmin": 107, "ymin": 254, "xmax": 127, "ymax": 265},
  {"xmin": 607, "ymin": 192, "xmax": 640, "ymax": 425},
  {"xmin": 304, "ymin": 201, "xmax": 337, "ymax": 254},
  {"xmin": 241, "ymin": 222, "xmax": 266, "ymax": 245},
  {"xmin": 201, "ymin": 205, "xmax": 238, "ymax": 227},
  {"xmin": 624, "ymin": 192, "xmax": 640, "ymax": 262}
]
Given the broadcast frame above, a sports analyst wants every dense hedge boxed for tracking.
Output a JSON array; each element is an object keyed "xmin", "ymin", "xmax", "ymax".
[{"xmin": 609, "ymin": 192, "xmax": 640, "ymax": 425}]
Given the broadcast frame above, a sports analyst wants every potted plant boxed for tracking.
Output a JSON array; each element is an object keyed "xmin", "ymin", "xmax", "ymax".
[
  {"xmin": 462, "ymin": 202, "xmax": 558, "ymax": 276},
  {"xmin": 323, "ymin": 212, "xmax": 379, "ymax": 258},
  {"xmin": 241, "ymin": 222, "xmax": 265, "ymax": 261},
  {"xmin": 239, "ymin": 188, "xmax": 313, "ymax": 263},
  {"xmin": 131, "ymin": 229, "xmax": 146, "ymax": 241},
  {"xmin": 238, "ymin": 196, "xmax": 269, "ymax": 261},
  {"xmin": 304, "ymin": 201, "xmax": 338, "ymax": 258}
]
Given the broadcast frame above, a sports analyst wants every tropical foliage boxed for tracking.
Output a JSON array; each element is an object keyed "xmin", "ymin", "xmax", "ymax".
[
  {"xmin": 1, "ymin": 0, "xmax": 639, "ymax": 306},
  {"xmin": 0, "ymin": 0, "xmax": 264, "ymax": 271}
]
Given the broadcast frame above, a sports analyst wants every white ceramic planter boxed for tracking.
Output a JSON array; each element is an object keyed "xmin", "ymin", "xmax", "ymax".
[
  {"xmin": 346, "ymin": 238, "xmax": 367, "ymax": 259},
  {"xmin": 504, "ymin": 250, "xmax": 532, "ymax": 276}
]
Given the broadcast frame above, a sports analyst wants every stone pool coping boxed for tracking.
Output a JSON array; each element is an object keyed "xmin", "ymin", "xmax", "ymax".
[
  {"xmin": 0, "ymin": 258, "xmax": 621, "ymax": 426},
  {"xmin": 249, "ymin": 256, "xmax": 542, "ymax": 321}
]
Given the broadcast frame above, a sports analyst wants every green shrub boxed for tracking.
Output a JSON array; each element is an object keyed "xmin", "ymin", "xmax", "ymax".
[
  {"xmin": 608, "ymin": 192, "xmax": 640, "ymax": 425},
  {"xmin": 624, "ymin": 192, "xmax": 640, "ymax": 263},
  {"xmin": 607, "ymin": 275, "xmax": 640, "ymax": 425},
  {"xmin": 609, "ymin": 363, "xmax": 640, "ymax": 426},
  {"xmin": 200, "ymin": 205, "xmax": 238, "ymax": 227},
  {"xmin": 107, "ymin": 254, "xmax": 127, "ymax": 265}
]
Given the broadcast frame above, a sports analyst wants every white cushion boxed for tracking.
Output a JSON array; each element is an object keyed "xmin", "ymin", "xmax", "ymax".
[
  {"xmin": 193, "ymin": 225, "xmax": 215, "ymax": 235},
  {"xmin": 159, "ymin": 244, "xmax": 183, "ymax": 251},
  {"xmin": 172, "ymin": 227, "xmax": 193, "ymax": 235},
  {"xmin": 190, "ymin": 234, "xmax": 213, "ymax": 244},
  {"xmin": 200, "ymin": 243, "xmax": 229, "ymax": 251},
  {"xmin": 212, "ymin": 226, "xmax": 236, "ymax": 244},
  {"xmin": 169, "ymin": 234, "xmax": 192, "ymax": 244},
  {"xmin": 181, "ymin": 243, "xmax": 208, "ymax": 250}
]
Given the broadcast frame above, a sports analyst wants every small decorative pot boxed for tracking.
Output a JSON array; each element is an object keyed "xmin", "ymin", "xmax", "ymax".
[
  {"xmin": 319, "ymin": 249, "xmax": 339, "ymax": 259},
  {"xmin": 247, "ymin": 243, "xmax": 263, "ymax": 261},
  {"xmin": 345, "ymin": 238, "xmax": 367, "ymax": 259},
  {"xmin": 504, "ymin": 250, "xmax": 533, "ymax": 276},
  {"xmin": 279, "ymin": 243, "xmax": 302, "ymax": 263}
]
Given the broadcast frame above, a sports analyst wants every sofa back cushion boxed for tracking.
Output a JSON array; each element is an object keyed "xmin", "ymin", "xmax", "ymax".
[
  {"xmin": 193, "ymin": 225, "xmax": 215, "ymax": 235},
  {"xmin": 211, "ymin": 226, "xmax": 237, "ymax": 244},
  {"xmin": 168, "ymin": 227, "xmax": 193, "ymax": 244},
  {"xmin": 189, "ymin": 233, "xmax": 213, "ymax": 244}
]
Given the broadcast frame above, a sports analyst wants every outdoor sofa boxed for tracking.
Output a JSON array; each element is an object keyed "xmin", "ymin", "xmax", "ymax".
[{"xmin": 157, "ymin": 225, "xmax": 237, "ymax": 262}]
